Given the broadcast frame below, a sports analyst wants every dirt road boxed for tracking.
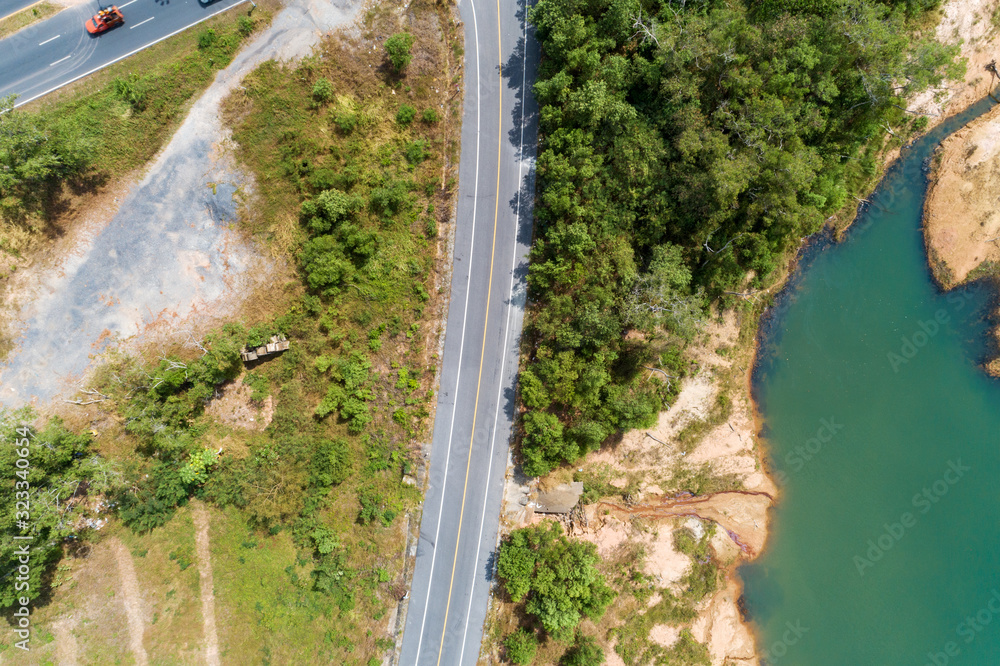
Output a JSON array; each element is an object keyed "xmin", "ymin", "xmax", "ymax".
[{"xmin": 0, "ymin": 0, "xmax": 359, "ymax": 405}]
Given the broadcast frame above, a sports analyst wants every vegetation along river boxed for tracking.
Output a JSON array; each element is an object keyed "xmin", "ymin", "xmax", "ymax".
[{"xmin": 742, "ymin": 95, "xmax": 1000, "ymax": 665}]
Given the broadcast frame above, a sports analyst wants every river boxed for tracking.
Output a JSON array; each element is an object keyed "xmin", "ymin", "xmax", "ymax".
[{"xmin": 741, "ymin": 96, "xmax": 1000, "ymax": 665}]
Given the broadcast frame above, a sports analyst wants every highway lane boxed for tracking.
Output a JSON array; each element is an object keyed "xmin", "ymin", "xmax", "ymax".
[
  {"xmin": 399, "ymin": 0, "xmax": 539, "ymax": 663},
  {"xmin": 0, "ymin": 0, "xmax": 247, "ymax": 107}
]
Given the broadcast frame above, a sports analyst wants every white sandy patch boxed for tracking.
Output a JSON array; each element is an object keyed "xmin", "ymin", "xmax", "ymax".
[
  {"xmin": 909, "ymin": 0, "xmax": 1000, "ymax": 126},
  {"xmin": 691, "ymin": 582, "xmax": 758, "ymax": 665},
  {"xmin": 649, "ymin": 623, "xmax": 681, "ymax": 648}
]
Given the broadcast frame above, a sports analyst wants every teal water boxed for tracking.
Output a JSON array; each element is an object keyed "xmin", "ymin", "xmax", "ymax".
[{"xmin": 741, "ymin": 97, "xmax": 1000, "ymax": 666}]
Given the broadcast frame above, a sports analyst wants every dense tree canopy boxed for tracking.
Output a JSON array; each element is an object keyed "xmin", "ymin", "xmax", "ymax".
[
  {"xmin": 0, "ymin": 413, "xmax": 114, "ymax": 608},
  {"xmin": 497, "ymin": 521, "xmax": 614, "ymax": 640},
  {"xmin": 519, "ymin": 0, "xmax": 962, "ymax": 474}
]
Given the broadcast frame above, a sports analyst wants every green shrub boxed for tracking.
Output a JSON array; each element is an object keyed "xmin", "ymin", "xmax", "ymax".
[
  {"xmin": 312, "ymin": 78, "xmax": 334, "ymax": 104},
  {"xmin": 422, "ymin": 108, "xmax": 440, "ymax": 123},
  {"xmin": 396, "ymin": 104, "xmax": 416, "ymax": 126},
  {"xmin": 113, "ymin": 74, "xmax": 148, "ymax": 112},
  {"xmin": 405, "ymin": 139, "xmax": 429, "ymax": 165},
  {"xmin": 561, "ymin": 635, "xmax": 604, "ymax": 666},
  {"xmin": 504, "ymin": 628, "xmax": 539, "ymax": 665},
  {"xmin": 237, "ymin": 15, "xmax": 255, "ymax": 37},
  {"xmin": 198, "ymin": 28, "xmax": 217, "ymax": 49},
  {"xmin": 333, "ymin": 111, "xmax": 357, "ymax": 133},
  {"xmin": 384, "ymin": 32, "xmax": 414, "ymax": 71},
  {"xmin": 244, "ymin": 371, "xmax": 270, "ymax": 402},
  {"xmin": 0, "ymin": 414, "xmax": 109, "ymax": 609}
]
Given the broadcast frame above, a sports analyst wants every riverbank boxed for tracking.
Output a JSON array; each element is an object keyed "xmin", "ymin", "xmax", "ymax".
[
  {"xmin": 923, "ymin": 101, "xmax": 1000, "ymax": 289},
  {"xmin": 484, "ymin": 308, "xmax": 774, "ymax": 665},
  {"xmin": 921, "ymin": 2, "xmax": 1000, "ymax": 376},
  {"xmin": 571, "ymin": 1, "xmax": 1000, "ymax": 661}
]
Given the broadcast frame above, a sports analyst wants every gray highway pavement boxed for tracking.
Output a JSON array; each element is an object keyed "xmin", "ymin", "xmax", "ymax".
[
  {"xmin": 0, "ymin": 0, "xmax": 247, "ymax": 107},
  {"xmin": 399, "ymin": 0, "xmax": 539, "ymax": 663},
  {"xmin": 0, "ymin": 0, "xmax": 41, "ymax": 20}
]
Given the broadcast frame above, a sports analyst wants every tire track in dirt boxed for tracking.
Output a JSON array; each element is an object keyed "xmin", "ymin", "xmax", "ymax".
[
  {"xmin": 112, "ymin": 538, "xmax": 148, "ymax": 666},
  {"xmin": 51, "ymin": 616, "xmax": 78, "ymax": 665},
  {"xmin": 192, "ymin": 501, "xmax": 220, "ymax": 666}
]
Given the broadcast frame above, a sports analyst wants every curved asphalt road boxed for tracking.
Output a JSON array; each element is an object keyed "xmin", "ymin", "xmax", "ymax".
[
  {"xmin": 0, "ymin": 0, "xmax": 247, "ymax": 107},
  {"xmin": 399, "ymin": 0, "xmax": 539, "ymax": 663}
]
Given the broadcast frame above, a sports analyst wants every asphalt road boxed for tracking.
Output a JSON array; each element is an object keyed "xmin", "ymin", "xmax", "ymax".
[
  {"xmin": 0, "ymin": 0, "xmax": 41, "ymax": 20},
  {"xmin": 398, "ymin": 0, "xmax": 539, "ymax": 663},
  {"xmin": 0, "ymin": 0, "xmax": 248, "ymax": 107}
]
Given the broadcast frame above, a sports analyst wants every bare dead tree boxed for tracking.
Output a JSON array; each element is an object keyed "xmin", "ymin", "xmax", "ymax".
[
  {"xmin": 181, "ymin": 330, "xmax": 209, "ymax": 354},
  {"xmin": 64, "ymin": 388, "xmax": 111, "ymax": 406},
  {"xmin": 631, "ymin": 8, "xmax": 660, "ymax": 47},
  {"xmin": 701, "ymin": 228, "xmax": 744, "ymax": 266}
]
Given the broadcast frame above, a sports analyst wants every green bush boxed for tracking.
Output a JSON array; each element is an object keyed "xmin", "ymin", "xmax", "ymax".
[
  {"xmin": 310, "ymin": 438, "xmax": 352, "ymax": 487},
  {"xmin": 301, "ymin": 188, "xmax": 360, "ymax": 234},
  {"xmin": 198, "ymin": 28, "xmax": 217, "ymax": 49},
  {"xmin": 498, "ymin": 521, "xmax": 614, "ymax": 640},
  {"xmin": 421, "ymin": 108, "xmax": 440, "ymax": 123},
  {"xmin": 333, "ymin": 111, "xmax": 357, "ymax": 133},
  {"xmin": 0, "ymin": 414, "xmax": 111, "ymax": 609},
  {"xmin": 312, "ymin": 78, "xmax": 334, "ymax": 104},
  {"xmin": 504, "ymin": 628, "xmax": 539, "ymax": 665},
  {"xmin": 561, "ymin": 635, "xmax": 604, "ymax": 666},
  {"xmin": 384, "ymin": 32, "xmax": 414, "ymax": 71},
  {"xmin": 405, "ymin": 139, "xmax": 429, "ymax": 165},
  {"xmin": 113, "ymin": 73, "xmax": 148, "ymax": 112},
  {"xmin": 237, "ymin": 15, "xmax": 255, "ymax": 37},
  {"xmin": 396, "ymin": 104, "xmax": 416, "ymax": 126}
]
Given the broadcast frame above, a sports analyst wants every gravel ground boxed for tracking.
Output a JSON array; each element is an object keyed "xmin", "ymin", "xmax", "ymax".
[{"xmin": 0, "ymin": 0, "xmax": 361, "ymax": 405}]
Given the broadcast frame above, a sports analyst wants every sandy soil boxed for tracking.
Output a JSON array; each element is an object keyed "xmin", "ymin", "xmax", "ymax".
[
  {"xmin": 549, "ymin": 310, "xmax": 769, "ymax": 666},
  {"xmin": 51, "ymin": 616, "xmax": 79, "ymax": 665},
  {"xmin": 924, "ymin": 99, "xmax": 1000, "ymax": 287},
  {"xmin": 112, "ymin": 538, "xmax": 150, "ymax": 666},
  {"xmin": 203, "ymin": 372, "xmax": 274, "ymax": 431},
  {"xmin": 910, "ymin": 0, "xmax": 1000, "ymax": 126},
  {"xmin": 192, "ymin": 502, "xmax": 221, "ymax": 666}
]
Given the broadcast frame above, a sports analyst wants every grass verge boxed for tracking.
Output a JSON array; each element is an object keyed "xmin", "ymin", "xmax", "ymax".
[{"xmin": 0, "ymin": 2, "xmax": 59, "ymax": 40}]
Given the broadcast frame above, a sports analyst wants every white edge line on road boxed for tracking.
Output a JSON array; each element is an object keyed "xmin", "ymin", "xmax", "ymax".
[
  {"xmin": 48, "ymin": 54, "xmax": 71, "ymax": 67},
  {"xmin": 38, "ymin": 34, "xmax": 61, "ymax": 46},
  {"xmin": 457, "ymin": 0, "xmax": 531, "ymax": 661},
  {"xmin": 414, "ymin": 0, "xmax": 481, "ymax": 660},
  {"xmin": 119, "ymin": 0, "xmax": 139, "ymax": 7},
  {"xmin": 129, "ymin": 16, "xmax": 155, "ymax": 29},
  {"xmin": 13, "ymin": 0, "xmax": 249, "ymax": 109}
]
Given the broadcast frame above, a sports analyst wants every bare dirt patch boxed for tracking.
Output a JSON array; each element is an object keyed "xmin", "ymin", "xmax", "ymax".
[
  {"xmin": 924, "ymin": 101, "xmax": 1000, "ymax": 287},
  {"xmin": 910, "ymin": 0, "xmax": 1000, "ymax": 127},
  {"xmin": 192, "ymin": 501, "xmax": 221, "ymax": 666},
  {"xmin": 112, "ymin": 538, "xmax": 150, "ymax": 666},
  {"xmin": 204, "ymin": 373, "xmax": 274, "ymax": 431},
  {"xmin": 50, "ymin": 615, "xmax": 79, "ymax": 665}
]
